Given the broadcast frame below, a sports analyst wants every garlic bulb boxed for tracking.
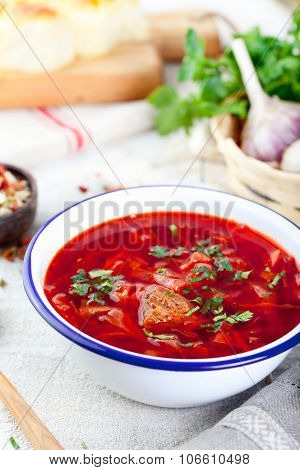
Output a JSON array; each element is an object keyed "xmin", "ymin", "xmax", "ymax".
[
  {"xmin": 232, "ymin": 39, "xmax": 300, "ymax": 163},
  {"xmin": 281, "ymin": 140, "xmax": 300, "ymax": 173}
]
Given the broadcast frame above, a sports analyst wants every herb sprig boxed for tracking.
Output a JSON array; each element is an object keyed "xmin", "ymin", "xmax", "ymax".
[{"xmin": 149, "ymin": 10, "xmax": 300, "ymax": 135}]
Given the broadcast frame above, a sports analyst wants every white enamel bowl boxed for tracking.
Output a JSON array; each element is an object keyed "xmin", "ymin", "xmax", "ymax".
[{"xmin": 23, "ymin": 186, "xmax": 300, "ymax": 408}]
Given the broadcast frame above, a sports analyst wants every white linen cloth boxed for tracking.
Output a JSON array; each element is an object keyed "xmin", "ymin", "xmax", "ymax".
[{"xmin": 0, "ymin": 0, "xmax": 298, "ymax": 451}]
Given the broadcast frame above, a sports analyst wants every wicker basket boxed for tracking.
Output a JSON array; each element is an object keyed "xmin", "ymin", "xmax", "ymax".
[{"xmin": 212, "ymin": 115, "xmax": 300, "ymax": 224}]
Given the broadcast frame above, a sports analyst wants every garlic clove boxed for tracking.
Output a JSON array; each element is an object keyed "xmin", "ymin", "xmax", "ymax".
[
  {"xmin": 232, "ymin": 39, "xmax": 300, "ymax": 164},
  {"xmin": 281, "ymin": 140, "xmax": 300, "ymax": 173}
]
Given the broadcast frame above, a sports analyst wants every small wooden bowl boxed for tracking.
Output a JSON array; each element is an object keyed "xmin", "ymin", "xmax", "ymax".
[
  {"xmin": 0, "ymin": 164, "xmax": 37, "ymax": 245},
  {"xmin": 212, "ymin": 115, "xmax": 300, "ymax": 224}
]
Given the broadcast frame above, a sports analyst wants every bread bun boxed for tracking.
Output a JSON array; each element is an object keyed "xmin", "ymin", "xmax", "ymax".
[
  {"xmin": 0, "ymin": 1, "xmax": 75, "ymax": 72},
  {"xmin": 64, "ymin": 0, "xmax": 149, "ymax": 59}
]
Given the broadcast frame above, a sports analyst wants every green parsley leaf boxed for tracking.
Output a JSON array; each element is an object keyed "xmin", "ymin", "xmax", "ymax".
[
  {"xmin": 191, "ymin": 297, "xmax": 203, "ymax": 304},
  {"xmin": 88, "ymin": 269, "xmax": 113, "ymax": 279},
  {"xmin": 9, "ymin": 437, "xmax": 20, "ymax": 450},
  {"xmin": 200, "ymin": 322, "xmax": 221, "ymax": 332},
  {"xmin": 185, "ymin": 305, "xmax": 200, "ymax": 317},
  {"xmin": 200, "ymin": 309, "xmax": 254, "ymax": 332},
  {"xmin": 203, "ymin": 296, "xmax": 224, "ymax": 314},
  {"xmin": 149, "ymin": 246, "xmax": 169, "ymax": 258},
  {"xmin": 226, "ymin": 311, "xmax": 254, "ymax": 324},
  {"xmin": 71, "ymin": 269, "xmax": 87, "ymax": 283},
  {"xmin": 176, "ymin": 341, "xmax": 201, "ymax": 348},
  {"xmin": 149, "ymin": 245, "xmax": 186, "ymax": 258},
  {"xmin": 190, "ymin": 266, "xmax": 217, "ymax": 282},
  {"xmin": 170, "ymin": 246, "xmax": 186, "ymax": 257},
  {"xmin": 148, "ymin": 84, "xmax": 178, "ymax": 109},
  {"xmin": 167, "ymin": 290, "xmax": 174, "ymax": 297},
  {"xmin": 195, "ymin": 238, "xmax": 211, "ymax": 249},
  {"xmin": 268, "ymin": 272, "xmax": 286, "ymax": 289},
  {"xmin": 233, "ymin": 270, "xmax": 253, "ymax": 280},
  {"xmin": 264, "ymin": 291, "xmax": 271, "ymax": 297},
  {"xmin": 87, "ymin": 293, "xmax": 105, "ymax": 305},
  {"xmin": 143, "ymin": 329, "xmax": 176, "ymax": 340},
  {"xmin": 182, "ymin": 287, "xmax": 191, "ymax": 295},
  {"xmin": 70, "ymin": 282, "xmax": 90, "ymax": 296},
  {"xmin": 156, "ymin": 268, "xmax": 167, "ymax": 274},
  {"xmin": 169, "ymin": 224, "xmax": 179, "ymax": 237},
  {"xmin": 213, "ymin": 313, "xmax": 227, "ymax": 322},
  {"xmin": 214, "ymin": 257, "xmax": 233, "ymax": 272}
]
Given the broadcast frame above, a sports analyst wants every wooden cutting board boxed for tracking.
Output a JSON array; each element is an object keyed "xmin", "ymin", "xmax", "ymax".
[{"xmin": 0, "ymin": 10, "xmax": 222, "ymax": 109}]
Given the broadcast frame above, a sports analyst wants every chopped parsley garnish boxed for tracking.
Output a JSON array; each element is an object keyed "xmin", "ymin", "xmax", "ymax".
[
  {"xmin": 200, "ymin": 322, "xmax": 218, "ymax": 331},
  {"xmin": 194, "ymin": 239, "xmax": 222, "ymax": 258},
  {"xmin": 214, "ymin": 257, "xmax": 233, "ymax": 272},
  {"xmin": 189, "ymin": 266, "xmax": 217, "ymax": 282},
  {"xmin": 203, "ymin": 296, "xmax": 224, "ymax": 314},
  {"xmin": 226, "ymin": 311, "xmax": 254, "ymax": 323},
  {"xmin": 201, "ymin": 285, "xmax": 210, "ymax": 291},
  {"xmin": 169, "ymin": 224, "xmax": 179, "ymax": 237},
  {"xmin": 200, "ymin": 310, "xmax": 254, "ymax": 332},
  {"xmin": 191, "ymin": 297, "xmax": 203, "ymax": 305},
  {"xmin": 185, "ymin": 305, "xmax": 200, "ymax": 317},
  {"xmin": 156, "ymin": 267, "xmax": 167, "ymax": 274},
  {"xmin": 149, "ymin": 245, "xmax": 185, "ymax": 258},
  {"xmin": 268, "ymin": 272, "xmax": 286, "ymax": 289},
  {"xmin": 149, "ymin": 246, "xmax": 169, "ymax": 258},
  {"xmin": 88, "ymin": 269, "xmax": 113, "ymax": 279},
  {"xmin": 69, "ymin": 268, "xmax": 124, "ymax": 304},
  {"xmin": 205, "ymin": 244, "xmax": 222, "ymax": 257},
  {"xmin": 233, "ymin": 270, "xmax": 252, "ymax": 281},
  {"xmin": 86, "ymin": 293, "xmax": 105, "ymax": 305},
  {"xmin": 167, "ymin": 290, "xmax": 174, "ymax": 297},
  {"xmin": 177, "ymin": 341, "xmax": 203, "ymax": 348},
  {"xmin": 9, "ymin": 437, "xmax": 20, "ymax": 450},
  {"xmin": 264, "ymin": 291, "xmax": 271, "ymax": 297},
  {"xmin": 195, "ymin": 238, "xmax": 211, "ymax": 249},
  {"xmin": 182, "ymin": 287, "xmax": 191, "ymax": 295},
  {"xmin": 71, "ymin": 269, "xmax": 88, "ymax": 283},
  {"xmin": 143, "ymin": 329, "xmax": 176, "ymax": 340},
  {"xmin": 70, "ymin": 282, "xmax": 90, "ymax": 297},
  {"xmin": 170, "ymin": 246, "xmax": 186, "ymax": 257}
]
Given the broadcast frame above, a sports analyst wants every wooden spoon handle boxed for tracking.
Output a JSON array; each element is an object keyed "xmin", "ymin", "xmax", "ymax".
[{"xmin": 0, "ymin": 371, "xmax": 63, "ymax": 450}]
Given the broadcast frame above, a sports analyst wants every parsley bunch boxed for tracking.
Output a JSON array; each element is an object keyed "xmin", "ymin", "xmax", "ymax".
[{"xmin": 148, "ymin": 9, "xmax": 300, "ymax": 135}]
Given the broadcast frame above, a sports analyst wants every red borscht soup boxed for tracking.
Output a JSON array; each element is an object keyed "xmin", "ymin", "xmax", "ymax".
[{"xmin": 44, "ymin": 212, "xmax": 300, "ymax": 359}]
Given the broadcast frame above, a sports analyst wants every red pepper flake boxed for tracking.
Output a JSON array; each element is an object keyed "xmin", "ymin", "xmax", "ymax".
[
  {"xmin": 1, "ymin": 236, "xmax": 32, "ymax": 262},
  {"xmin": 79, "ymin": 185, "xmax": 88, "ymax": 193}
]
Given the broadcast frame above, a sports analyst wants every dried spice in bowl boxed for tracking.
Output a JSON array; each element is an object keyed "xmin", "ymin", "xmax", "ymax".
[
  {"xmin": 0, "ymin": 164, "xmax": 37, "ymax": 245},
  {"xmin": 0, "ymin": 165, "xmax": 31, "ymax": 216}
]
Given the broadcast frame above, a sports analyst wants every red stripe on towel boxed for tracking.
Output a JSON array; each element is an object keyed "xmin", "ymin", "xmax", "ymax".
[{"xmin": 38, "ymin": 107, "xmax": 85, "ymax": 151}]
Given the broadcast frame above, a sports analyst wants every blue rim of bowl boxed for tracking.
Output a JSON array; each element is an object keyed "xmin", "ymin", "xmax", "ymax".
[{"xmin": 23, "ymin": 185, "xmax": 300, "ymax": 372}]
